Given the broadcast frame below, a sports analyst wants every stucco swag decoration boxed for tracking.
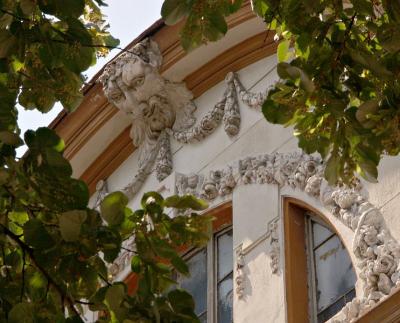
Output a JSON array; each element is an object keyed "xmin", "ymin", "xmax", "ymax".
[
  {"xmin": 98, "ymin": 38, "xmax": 400, "ymax": 321},
  {"xmin": 196, "ymin": 152, "xmax": 400, "ymax": 321},
  {"xmin": 100, "ymin": 38, "xmax": 265, "ymax": 199}
]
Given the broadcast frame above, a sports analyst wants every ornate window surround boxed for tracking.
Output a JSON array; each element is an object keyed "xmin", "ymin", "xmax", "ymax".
[{"xmin": 282, "ymin": 197, "xmax": 357, "ymax": 323}]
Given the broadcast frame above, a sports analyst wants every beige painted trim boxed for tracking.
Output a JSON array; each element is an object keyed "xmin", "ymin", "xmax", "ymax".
[
  {"xmin": 356, "ymin": 287, "xmax": 400, "ymax": 322},
  {"xmin": 80, "ymin": 126, "xmax": 134, "ymax": 194}
]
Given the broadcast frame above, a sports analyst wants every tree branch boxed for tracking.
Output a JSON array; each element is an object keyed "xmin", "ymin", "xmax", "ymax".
[{"xmin": 0, "ymin": 223, "xmax": 82, "ymax": 318}]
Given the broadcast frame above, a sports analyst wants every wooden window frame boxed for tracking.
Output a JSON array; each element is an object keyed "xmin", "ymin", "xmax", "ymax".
[
  {"xmin": 125, "ymin": 203, "xmax": 233, "ymax": 321},
  {"xmin": 283, "ymin": 197, "xmax": 354, "ymax": 323}
]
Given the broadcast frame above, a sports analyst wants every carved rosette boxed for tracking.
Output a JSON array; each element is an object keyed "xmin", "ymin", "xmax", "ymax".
[
  {"xmin": 197, "ymin": 151, "xmax": 400, "ymax": 320},
  {"xmin": 98, "ymin": 38, "xmax": 400, "ymax": 321},
  {"xmin": 100, "ymin": 39, "xmax": 268, "ymax": 201}
]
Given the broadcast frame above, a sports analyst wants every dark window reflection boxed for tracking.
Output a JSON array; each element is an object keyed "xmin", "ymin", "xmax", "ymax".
[{"xmin": 310, "ymin": 220, "xmax": 356, "ymax": 322}]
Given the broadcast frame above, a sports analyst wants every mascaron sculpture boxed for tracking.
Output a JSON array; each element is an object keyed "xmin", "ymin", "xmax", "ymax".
[{"xmin": 100, "ymin": 38, "xmax": 265, "ymax": 199}]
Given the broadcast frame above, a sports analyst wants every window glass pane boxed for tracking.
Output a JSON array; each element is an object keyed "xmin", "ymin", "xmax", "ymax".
[
  {"xmin": 312, "ymin": 221, "xmax": 333, "ymax": 247},
  {"xmin": 317, "ymin": 296, "xmax": 346, "ymax": 323},
  {"xmin": 177, "ymin": 249, "xmax": 207, "ymax": 316},
  {"xmin": 314, "ymin": 235, "xmax": 357, "ymax": 312},
  {"xmin": 217, "ymin": 229, "xmax": 233, "ymax": 281},
  {"xmin": 217, "ymin": 272, "xmax": 233, "ymax": 323},
  {"xmin": 199, "ymin": 312, "xmax": 207, "ymax": 323}
]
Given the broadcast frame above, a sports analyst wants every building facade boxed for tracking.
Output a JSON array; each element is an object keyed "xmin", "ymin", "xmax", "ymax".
[{"xmin": 51, "ymin": 3, "xmax": 400, "ymax": 322}]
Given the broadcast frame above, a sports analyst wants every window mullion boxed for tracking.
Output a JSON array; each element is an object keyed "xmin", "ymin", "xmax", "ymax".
[
  {"xmin": 207, "ymin": 234, "xmax": 215, "ymax": 323},
  {"xmin": 306, "ymin": 217, "xmax": 318, "ymax": 323}
]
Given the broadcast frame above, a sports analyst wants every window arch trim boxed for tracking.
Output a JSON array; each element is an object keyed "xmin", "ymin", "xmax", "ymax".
[{"xmin": 283, "ymin": 197, "xmax": 357, "ymax": 323}]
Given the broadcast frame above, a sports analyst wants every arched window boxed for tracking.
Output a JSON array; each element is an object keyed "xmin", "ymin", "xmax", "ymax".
[
  {"xmin": 305, "ymin": 214, "xmax": 356, "ymax": 322},
  {"xmin": 284, "ymin": 198, "xmax": 357, "ymax": 323}
]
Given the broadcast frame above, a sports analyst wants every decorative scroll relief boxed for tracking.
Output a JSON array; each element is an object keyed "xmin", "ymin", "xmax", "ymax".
[
  {"xmin": 234, "ymin": 216, "xmax": 281, "ymax": 299},
  {"xmin": 99, "ymin": 151, "xmax": 400, "ymax": 321},
  {"xmin": 190, "ymin": 152, "xmax": 400, "ymax": 320},
  {"xmin": 99, "ymin": 38, "xmax": 266, "ymax": 199}
]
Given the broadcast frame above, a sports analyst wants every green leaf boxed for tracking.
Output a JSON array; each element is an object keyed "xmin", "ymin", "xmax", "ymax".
[
  {"xmin": 167, "ymin": 289, "xmax": 195, "ymax": 313},
  {"xmin": 0, "ymin": 131, "xmax": 22, "ymax": 146},
  {"xmin": 277, "ymin": 40, "xmax": 290, "ymax": 62},
  {"xmin": 163, "ymin": 195, "xmax": 208, "ymax": 211},
  {"xmin": 357, "ymin": 160, "xmax": 378, "ymax": 183},
  {"xmin": 0, "ymin": 30, "xmax": 16, "ymax": 58},
  {"xmin": 105, "ymin": 284, "xmax": 128, "ymax": 320},
  {"xmin": 171, "ymin": 256, "xmax": 189, "ymax": 275},
  {"xmin": 131, "ymin": 255, "xmax": 141, "ymax": 273},
  {"xmin": 355, "ymin": 99, "xmax": 379, "ymax": 128},
  {"xmin": 20, "ymin": 0, "xmax": 36, "ymax": 16},
  {"xmin": 324, "ymin": 154, "xmax": 340, "ymax": 185},
  {"xmin": 262, "ymin": 97, "xmax": 294, "ymax": 124},
  {"xmin": 100, "ymin": 191, "xmax": 129, "ymax": 226},
  {"xmin": 141, "ymin": 191, "xmax": 164, "ymax": 209},
  {"xmin": 59, "ymin": 210, "xmax": 87, "ymax": 242},
  {"xmin": 161, "ymin": 0, "xmax": 188, "ymax": 25},
  {"xmin": 23, "ymin": 219, "xmax": 54, "ymax": 249},
  {"xmin": 8, "ymin": 302, "xmax": 34, "ymax": 323},
  {"xmin": 38, "ymin": 0, "xmax": 84, "ymax": 18},
  {"xmin": 252, "ymin": 0, "xmax": 269, "ymax": 17}
]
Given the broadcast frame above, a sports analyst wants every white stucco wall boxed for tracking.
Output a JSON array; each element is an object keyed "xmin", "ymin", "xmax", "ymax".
[{"xmin": 89, "ymin": 54, "xmax": 400, "ymax": 323}]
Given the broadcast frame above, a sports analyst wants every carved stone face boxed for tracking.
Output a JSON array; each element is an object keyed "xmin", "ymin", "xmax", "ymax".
[{"xmin": 102, "ymin": 54, "xmax": 178, "ymax": 146}]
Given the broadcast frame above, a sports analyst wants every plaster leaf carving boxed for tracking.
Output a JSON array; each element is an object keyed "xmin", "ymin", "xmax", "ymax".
[
  {"xmin": 197, "ymin": 151, "xmax": 400, "ymax": 318},
  {"xmin": 269, "ymin": 220, "xmax": 280, "ymax": 274},
  {"xmin": 175, "ymin": 173, "xmax": 204, "ymax": 197},
  {"xmin": 99, "ymin": 39, "xmax": 400, "ymax": 319},
  {"xmin": 234, "ymin": 216, "xmax": 281, "ymax": 300},
  {"xmin": 235, "ymin": 244, "xmax": 245, "ymax": 299},
  {"xmin": 93, "ymin": 179, "xmax": 109, "ymax": 209},
  {"xmin": 155, "ymin": 131, "xmax": 173, "ymax": 182},
  {"xmin": 100, "ymin": 39, "xmax": 267, "ymax": 201},
  {"xmin": 223, "ymin": 72, "xmax": 241, "ymax": 137},
  {"xmin": 108, "ymin": 235, "xmax": 136, "ymax": 280},
  {"xmin": 168, "ymin": 72, "xmax": 265, "ymax": 143},
  {"xmin": 232, "ymin": 72, "xmax": 266, "ymax": 110},
  {"xmin": 100, "ymin": 38, "xmax": 195, "ymax": 192}
]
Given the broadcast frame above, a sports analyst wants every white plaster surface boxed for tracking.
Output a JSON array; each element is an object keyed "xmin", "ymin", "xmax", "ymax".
[
  {"xmin": 86, "ymin": 50, "xmax": 400, "ymax": 323},
  {"xmin": 233, "ymin": 184, "xmax": 278, "ymax": 249}
]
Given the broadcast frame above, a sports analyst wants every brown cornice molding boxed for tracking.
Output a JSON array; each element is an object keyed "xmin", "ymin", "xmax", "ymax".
[
  {"xmin": 51, "ymin": 1, "xmax": 255, "ymax": 162},
  {"xmin": 186, "ymin": 31, "xmax": 276, "ymax": 98},
  {"xmin": 53, "ymin": 83, "xmax": 117, "ymax": 160},
  {"xmin": 81, "ymin": 31, "xmax": 276, "ymax": 195},
  {"xmin": 80, "ymin": 126, "xmax": 135, "ymax": 194}
]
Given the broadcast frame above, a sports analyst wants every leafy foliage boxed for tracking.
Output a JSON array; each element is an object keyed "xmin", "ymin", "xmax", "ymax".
[
  {"xmin": 0, "ymin": 0, "xmax": 119, "ymax": 138},
  {"xmin": 0, "ymin": 138, "xmax": 212, "ymax": 321},
  {"xmin": 161, "ymin": 0, "xmax": 243, "ymax": 50},
  {"xmin": 166, "ymin": 0, "xmax": 400, "ymax": 184},
  {"xmin": 0, "ymin": 1, "xmax": 213, "ymax": 321}
]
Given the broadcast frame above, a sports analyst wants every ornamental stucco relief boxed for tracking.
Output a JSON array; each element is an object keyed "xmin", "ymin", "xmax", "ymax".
[
  {"xmin": 98, "ymin": 38, "xmax": 400, "ymax": 322},
  {"xmin": 100, "ymin": 38, "xmax": 265, "ymax": 199}
]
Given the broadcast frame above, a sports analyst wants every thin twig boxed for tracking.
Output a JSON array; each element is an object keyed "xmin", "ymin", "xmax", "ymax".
[
  {"xmin": 20, "ymin": 248, "xmax": 26, "ymax": 301},
  {"xmin": 0, "ymin": 9, "xmax": 30, "ymax": 22},
  {"xmin": 98, "ymin": 273, "xmax": 112, "ymax": 286},
  {"xmin": 0, "ymin": 223, "xmax": 82, "ymax": 318},
  {"xmin": 121, "ymin": 246, "xmax": 137, "ymax": 254}
]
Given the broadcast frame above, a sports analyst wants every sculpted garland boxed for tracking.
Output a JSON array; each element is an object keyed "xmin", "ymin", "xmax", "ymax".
[
  {"xmin": 100, "ymin": 38, "xmax": 265, "ymax": 199},
  {"xmin": 99, "ymin": 38, "xmax": 400, "ymax": 321},
  {"xmin": 195, "ymin": 152, "xmax": 400, "ymax": 322}
]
